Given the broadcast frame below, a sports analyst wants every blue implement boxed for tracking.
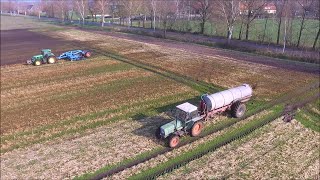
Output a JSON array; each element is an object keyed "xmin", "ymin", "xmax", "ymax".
[{"xmin": 57, "ymin": 50, "xmax": 90, "ymax": 61}]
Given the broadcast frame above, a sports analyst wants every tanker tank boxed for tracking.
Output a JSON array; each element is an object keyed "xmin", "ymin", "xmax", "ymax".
[{"xmin": 202, "ymin": 84, "xmax": 253, "ymax": 111}]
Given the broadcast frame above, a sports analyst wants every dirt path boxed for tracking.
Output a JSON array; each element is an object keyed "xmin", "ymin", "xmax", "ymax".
[{"xmin": 80, "ymin": 28, "xmax": 319, "ymax": 75}]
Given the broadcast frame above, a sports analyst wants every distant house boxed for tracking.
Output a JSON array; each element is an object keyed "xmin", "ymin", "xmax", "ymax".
[
  {"xmin": 264, "ymin": 3, "xmax": 276, "ymax": 14},
  {"xmin": 239, "ymin": 2, "xmax": 277, "ymax": 15}
]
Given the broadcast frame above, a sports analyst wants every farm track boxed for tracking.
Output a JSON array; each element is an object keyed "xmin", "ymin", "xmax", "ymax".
[{"xmin": 87, "ymin": 80, "xmax": 319, "ymax": 179}]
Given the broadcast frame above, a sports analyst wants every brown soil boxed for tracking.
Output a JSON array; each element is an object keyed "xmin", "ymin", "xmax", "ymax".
[
  {"xmin": 53, "ymin": 29, "xmax": 318, "ymax": 101},
  {"xmin": 0, "ymin": 29, "xmax": 75, "ymax": 66}
]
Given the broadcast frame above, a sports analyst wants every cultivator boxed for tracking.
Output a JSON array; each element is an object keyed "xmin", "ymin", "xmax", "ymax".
[
  {"xmin": 57, "ymin": 50, "xmax": 91, "ymax": 61},
  {"xmin": 27, "ymin": 49, "xmax": 92, "ymax": 66}
]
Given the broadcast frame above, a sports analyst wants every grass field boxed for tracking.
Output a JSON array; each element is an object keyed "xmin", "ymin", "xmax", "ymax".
[
  {"xmin": 1, "ymin": 15, "xmax": 319, "ymax": 179},
  {"xmin": 126, "ymin": 18, "xmax": 319, "ymax": 48}
]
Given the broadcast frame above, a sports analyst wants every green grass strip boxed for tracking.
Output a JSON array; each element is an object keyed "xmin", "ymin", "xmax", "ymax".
[
  {"xmin": 128, "ymin": 105, "xmax": 284, "ymax": 180},
  {"xmin": 295, "ymin": 110, "xmax": 320, "ymax": 132}
]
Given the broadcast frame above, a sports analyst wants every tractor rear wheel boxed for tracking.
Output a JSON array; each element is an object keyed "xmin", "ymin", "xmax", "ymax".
[
  {"xmin": 47, "ymin": 56, "xmax": 57, "ymax": 64},
  {"xmin": 191, "ymin": 121, "xmax": 204, "ymax": 137},
  {"xmin": 231, "ymin": 102, "xmax": 246, "ymax": 118},
  {"xmin": 84, "ymin": 51, "xmax": 91, "ymax": 58},
  {"xmin": 168, "ymin": 135, "xmax": 180, "ymax": 148},
  {"xmin": 34, "ymin": 61, "xmax": 41, "ymax": 66}
]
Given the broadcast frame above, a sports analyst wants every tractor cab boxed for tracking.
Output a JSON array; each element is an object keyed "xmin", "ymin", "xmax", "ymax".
[
  {"xmin": 158, "ymin": 102, "xmax": 201, "ymax": 139},
  {"xmin": 157, "ymin": 102, "xmax": 203, "ymax": 148},
  {"xmin": 41, "ymin": 49, "xmax": 53, "ymax": 56},
  {"xmin": 174, "ymin": 102, "xmax": 199, "ymax": 122}
]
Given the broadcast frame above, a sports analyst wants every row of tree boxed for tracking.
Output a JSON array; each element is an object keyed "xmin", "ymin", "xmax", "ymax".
[{"xmin": 1, "ymin": 0, "xmax": 319, "ymax": 49}]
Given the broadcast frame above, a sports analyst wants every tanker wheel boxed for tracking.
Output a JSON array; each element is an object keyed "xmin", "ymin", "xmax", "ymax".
[
  {"xmin": 84, "ymin": 51, "xmax": 91, "ymax": 58},
  {"xmin": 231, "ymin": 102, "xmax": 246, "ymax": 118},
  {"xmin": 47, "ymin": 56, "xmax": 57, "ymax": 64},
  {"xmin": 168, "ymin": 135, "xmax": 180, "ymax": 148},
  {"xmin": 191, "ymin": 121, "xmax": 204, "ymax": 137},
  {"xmin": 34, "ymin": 61, "xmax": 41, "ymax": 66},
  {"xmin": 155, "ymin": 127, "xmax": 161, "ymax": 139}
]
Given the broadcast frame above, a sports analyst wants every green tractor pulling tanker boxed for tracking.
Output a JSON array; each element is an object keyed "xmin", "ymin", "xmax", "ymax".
[
  {"xmin": 156, "ymin": 84, "xmax": 253, "ymax": 148},
  {"xmin": 27, "ymin": 49, "xmax": 57, "ymax": 66}
]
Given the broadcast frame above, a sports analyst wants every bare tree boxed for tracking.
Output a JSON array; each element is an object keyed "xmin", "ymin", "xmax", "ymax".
[
  {"xmin": 55, "ymin": 0, "xmax": 68, "ymax": 21},
  {"xmin": 157, "ymin": 0, "xmax": 176, "ymax": 38},
  {"xmin": 241, "ymin": 0, "xmax": 266, "ymax": 40},
  {"xmin": 140, "ymin": 0, "xmax": 150, "ymax": 28},
  {"xmin": 75, "ymin": 0, "xmax": 88, "ymax": 25},
  {"xmin": 97, "ymin": 0, "xmax": 109, "ymax": 27},
  {"xmin": 281, "ymin": 0, "xmax": 295, "ymax": 52},
  {"xmin": 0, "ymin": 1, "xmax": 13, "ymax": 14},
  {"xmin": 35, "ymin": 0, "xmax": 46, "ymax": 19},
  {"xmin": 274, "ymin": 0, "xmax": 286, "ymax": 45},
  {"xmin": 216, "ymin": 0, "xmax": 240, "ymax": 44},
  {"xmin": 237, "ymin": 12, "xmax": 246, "ymax": 40},
  {"xmin": 193, "ymin": 0, "xmax": 211, "ymax": 34},
  {"xmin": 88, "ymin": 0, "xmax": 96, "ymax": 22},
  {"xmin": 296, "ymin": 0, "xmax": 315, "ymax": 47},
  {"xmin": 312, "ymin": 1, "xmax": 320, "ymax": 49},
  {"xmin": 119, "ymin": 0, "xmax": 142, "ymax": 27},
  {"xmin": 150, "ymin": 0, "xmax": 157, "ymax": 31}
]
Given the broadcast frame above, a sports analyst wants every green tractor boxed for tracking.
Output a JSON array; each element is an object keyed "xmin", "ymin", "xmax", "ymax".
[
  {"xmin": 156, "ymin": 102, "xmax": 204, "ymax": 148},
  {"xmin": 27, "ymin": 49, "xmax": 57, "ymax": 66}
]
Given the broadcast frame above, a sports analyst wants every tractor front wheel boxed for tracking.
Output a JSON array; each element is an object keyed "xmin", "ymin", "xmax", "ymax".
[
  {"xmin": 47, "ymin": 56, "xmax": 57, "ymax": 64},
  {"xmin": 168, "ymin": 135, "xmax": 180, "ymax": 148},
  {"xmin": 34, "ymin": 61, "xmax": 41, "ymax": 66},
  {"xmin": 191, "ymin": 121, "xmax": 204, "ymax": 137}
]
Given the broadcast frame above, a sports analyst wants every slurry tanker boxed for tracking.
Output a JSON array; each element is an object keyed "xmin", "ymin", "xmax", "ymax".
[{"xmin": 156, "ymin": 84, "xmax": 253, "ymax": 148}]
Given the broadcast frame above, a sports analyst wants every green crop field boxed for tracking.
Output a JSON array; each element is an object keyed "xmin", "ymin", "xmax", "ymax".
[{"xmin": 1, "ymin": 15, "xmax": 319, "ymax": 179}]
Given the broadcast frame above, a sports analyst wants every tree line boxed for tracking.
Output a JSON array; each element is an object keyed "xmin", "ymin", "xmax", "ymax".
[{"xmin": 1, "ymin": 0, "xmax": 319, "ymax": 49}]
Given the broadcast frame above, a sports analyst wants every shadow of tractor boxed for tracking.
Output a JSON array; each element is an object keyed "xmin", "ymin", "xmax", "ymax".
[{"xmin": 131, "ymin": 113, "xmax": 172, "ymax": 145}]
